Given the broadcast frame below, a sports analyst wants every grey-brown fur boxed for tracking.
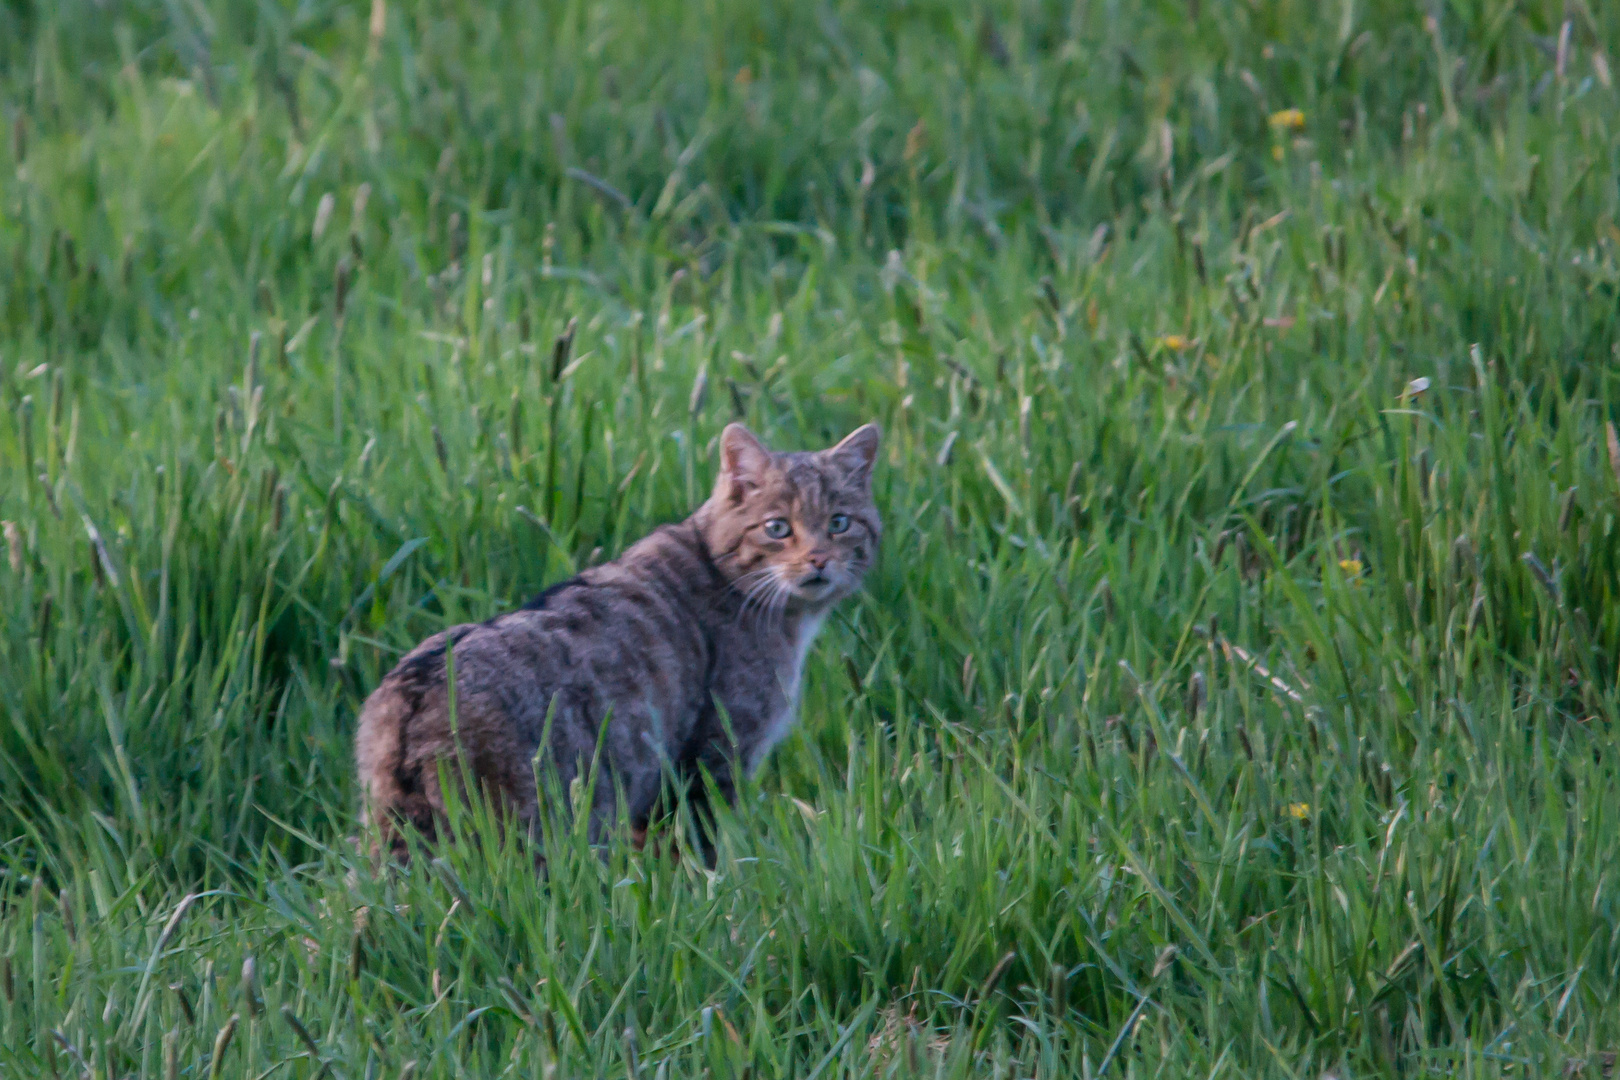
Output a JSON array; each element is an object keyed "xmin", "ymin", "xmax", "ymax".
[{"xmin": 355, "ymin": 422, "xmax": 881, "ymax": 863}]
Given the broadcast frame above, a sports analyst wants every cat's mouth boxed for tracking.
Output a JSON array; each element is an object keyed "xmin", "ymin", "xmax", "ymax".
[{"xmin": 793, "ymin": 571, "xmax": 837, "ymax": 598}]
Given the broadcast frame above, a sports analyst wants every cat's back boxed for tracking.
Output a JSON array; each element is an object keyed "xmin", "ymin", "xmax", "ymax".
[{"xmin": 353, "ymin": 522, "xmax": 721, "ymax": 844}]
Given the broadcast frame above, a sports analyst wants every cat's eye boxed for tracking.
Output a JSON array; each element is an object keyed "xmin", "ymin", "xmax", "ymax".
[
  {"xmin": 762, "ymin": 518, "xmax": 792, "ymax": 540},
  {"xmin": 828, "ymin": 513, "xmax": 851, "ymax": 535}
]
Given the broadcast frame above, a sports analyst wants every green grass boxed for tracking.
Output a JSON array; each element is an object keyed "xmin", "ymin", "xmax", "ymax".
[{"xmin": 2, "ymin": 0, "xmax": 1620, "ymax": 1075}]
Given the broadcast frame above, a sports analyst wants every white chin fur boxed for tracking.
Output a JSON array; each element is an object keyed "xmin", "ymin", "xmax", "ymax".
[{"xmin": 791, "ymin": 577, "xmax": 847, "ymax": 604}]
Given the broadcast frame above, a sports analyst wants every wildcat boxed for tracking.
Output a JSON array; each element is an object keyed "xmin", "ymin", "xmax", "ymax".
[{"xmin": 355, "ymin": 422, "xmax": 881, "ymax": 864}]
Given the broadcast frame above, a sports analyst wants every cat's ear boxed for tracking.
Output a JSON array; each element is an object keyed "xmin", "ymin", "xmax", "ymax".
[
  {"xmin": 715, "ymin": 423, "xmax": 771, "ymax": 502},
  {"xmin": 825, "ymin": 423, "xmax": 882, "ymax": 488}
]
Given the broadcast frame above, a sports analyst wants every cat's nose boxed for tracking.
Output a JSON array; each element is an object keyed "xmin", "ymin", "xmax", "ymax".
[{"xmin": 807, "ymin": 551, "xmax": 831, "ymax": 570}]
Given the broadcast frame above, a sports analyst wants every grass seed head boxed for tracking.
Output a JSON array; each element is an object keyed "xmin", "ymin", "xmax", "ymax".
[
  {"xmin": 2, "ymin": 521, "xmax": 21, "ymax": 572},
  {"xmin": 163, "ymin": 1030, "xmax": 179, "ymax": 1080},
  {"xmin": 208, "ymin": 1014, "xmax": 239, "ymax": 1079},
  {"xmin": 170, "ymin": 983, "xmax": 195, "ymax": 1026},
  {"xmin": 312, "ymin": 192, "xmax": 335, "ymax": 243},
  {"xmin": 621, "ymin": 1025, "xmax": 639, "ymax": 1077},
  {"xmin": 283, "ymin": 1004, "xmax": 322, "ymax": 1058},
  {"xmin": 550, "ymin": 317, "xmax": 577, "ymax": 382},
  {"xmin": 1606, "ymin": 422, "xmax": 1620, "ymax": 488},
  {"xmin": 335, "ymin": 258, "xmax": 352, "ymax": 318},
  {"xmin": 241, "ymin": 956, "xmax": 263, "ymax": 1017},
  {"xmin": 688, "ymin": 365, "xmax": 708, "ymax": 418},
  {"xmin": 1048, "ymin": 963, "xmax": 1067, "ymax": 1007}
]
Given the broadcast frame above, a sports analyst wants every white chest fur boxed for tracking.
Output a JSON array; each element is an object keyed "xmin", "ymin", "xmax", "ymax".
[{"xmin": 747, "ymin": 610, "xmax": 827, "ymax": 773}]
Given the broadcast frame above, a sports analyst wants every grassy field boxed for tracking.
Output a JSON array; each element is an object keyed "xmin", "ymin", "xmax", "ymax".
[{"xmin": 2, "ymin": 0, "xmax": 1619, "ymax": 1075}]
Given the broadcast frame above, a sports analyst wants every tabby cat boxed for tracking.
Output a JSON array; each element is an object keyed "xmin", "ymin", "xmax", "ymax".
[{"xmin": 355, "ymin": 422, "xmax": 881, "ymax": 863}]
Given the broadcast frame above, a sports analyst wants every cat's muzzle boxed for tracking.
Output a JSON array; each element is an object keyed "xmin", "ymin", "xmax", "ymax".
[{"xmin": 793, "ymin": 570, "xmax": 837, "ymax": 599}]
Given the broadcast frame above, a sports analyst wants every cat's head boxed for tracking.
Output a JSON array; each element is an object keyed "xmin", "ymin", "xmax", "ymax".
[{"xmin": 698, "ymin": 422, "xmax": 882, "ymax": 614}]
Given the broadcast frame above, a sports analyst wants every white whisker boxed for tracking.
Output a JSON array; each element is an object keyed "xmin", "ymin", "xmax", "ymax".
[
  {"xmin": 762, "ymin": 574, "xmax": 792, "ymax": 628},
  {"xmin": 734, "ymin": 568, "xmax": 779, "ymax": 624},
  {"xmin": 738, "ymin": 585, "xmax": 769, "ymax": 623}
]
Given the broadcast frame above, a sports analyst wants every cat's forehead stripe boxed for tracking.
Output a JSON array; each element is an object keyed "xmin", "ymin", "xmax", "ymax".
[{"xmin": 776, "ymin": 453, "xmax": 844, "ymax": 513}]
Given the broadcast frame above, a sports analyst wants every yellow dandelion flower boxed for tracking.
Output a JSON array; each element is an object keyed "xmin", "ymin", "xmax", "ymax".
[
  {"xmin": 1338, "ymin": 559, "xmax": 1363, "ymax": 576},
  {"xmin": 1286, "ymin": 802, "xmax": 1311, "ymax": 820},
  {"xmin": 1269, "ymin": 108, "xmax": 1306, "ymax": 131},
  {"xmin": 1158, "ymin": 335, "xmax": 1193, "ymax": 351}
]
